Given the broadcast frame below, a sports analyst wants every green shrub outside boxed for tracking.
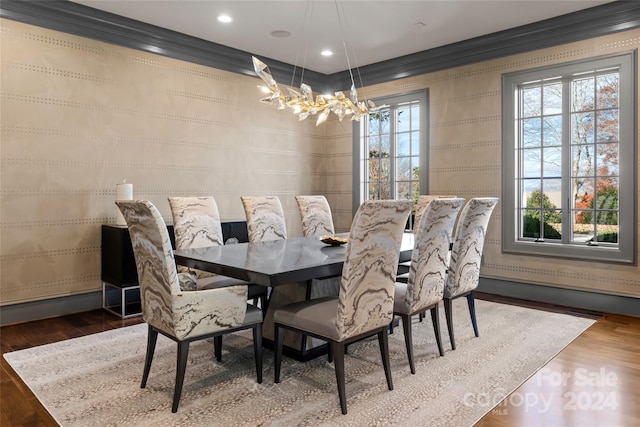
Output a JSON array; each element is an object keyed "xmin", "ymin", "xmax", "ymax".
[
  {"xmin": 581, "ymin": 186, "xmax": 618, "ymax": 225},
  {"xmin": 523, "ymin": 189, "xmax": 561, "ymax": 239},
  {"xmin": 525, "ymin": 190, "xmax": 562, "ymax": 223},
  {"xmin": 593, "ymin": 231, "xmax": 618, "ymax": 243},
  {"xmin": 523, "ymin": 216, "xmax": 561, "ymax": 239}
]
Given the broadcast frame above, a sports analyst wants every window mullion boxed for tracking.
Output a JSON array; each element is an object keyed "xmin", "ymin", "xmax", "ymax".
[
  {"xmin": 561, "ymin": 76, "xmax": 572, "ymax": 244},
  {"xmin": 389, "ymin": 106, "xmax": 397, "ymax": 199}
]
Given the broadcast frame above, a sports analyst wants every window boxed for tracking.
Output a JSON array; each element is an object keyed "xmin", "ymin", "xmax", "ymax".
[
  {"xmin": 502, "ymin": 52, "xmax": 636, "ymax": 263},
  {"xmin": 352, "ymin": 91, "xmax": 428, "ymax": 214}
]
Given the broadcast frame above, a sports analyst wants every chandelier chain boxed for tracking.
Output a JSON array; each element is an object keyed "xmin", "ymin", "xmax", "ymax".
[{"xmin": 252, "ymin": 0, "xmax": 383, "ymax": 125}]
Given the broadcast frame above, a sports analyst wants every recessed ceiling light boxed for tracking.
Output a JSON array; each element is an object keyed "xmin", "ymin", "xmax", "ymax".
[
  {"xmin": 321, "ymin": 50, "xmax": 333, "ymax": 57},
  {"xmin": 217, "ymin": 15, "xmax": 232, "ymax": 23},
  {"xmin": 271, "ymin": 30, "xmax": 292, "ymax": 38}
]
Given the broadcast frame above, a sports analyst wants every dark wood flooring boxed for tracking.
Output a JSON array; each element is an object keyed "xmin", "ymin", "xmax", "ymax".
[{"xmin": 1, "ymin": 293, "xmax": 638, "ymax": 426}]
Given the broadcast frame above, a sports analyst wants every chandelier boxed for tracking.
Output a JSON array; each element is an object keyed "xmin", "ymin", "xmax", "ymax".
[{"xmin": 252, "ymin": 1, "xmax": 381, "ymax": 126}]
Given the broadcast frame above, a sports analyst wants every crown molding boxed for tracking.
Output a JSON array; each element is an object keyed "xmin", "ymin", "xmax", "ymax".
[
  {"xmin": 329, "ymin": 1, "xmax": 640, "ymax": 90},
  {"xmin": 2, "ymin": 0, "xmax": 639, "ymax": 94}
]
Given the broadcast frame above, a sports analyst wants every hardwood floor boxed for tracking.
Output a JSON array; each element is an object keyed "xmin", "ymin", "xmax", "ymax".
[
  {"xmin": 1, "ymin": 294, "xmax": 638, "ymax": 426},
  {"xmin": 474, "ymin": 297, "xmax": 640, "ymax": 427}
]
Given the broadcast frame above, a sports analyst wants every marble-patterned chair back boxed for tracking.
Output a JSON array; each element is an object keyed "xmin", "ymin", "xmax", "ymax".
[
  {"xmin": 445, "ymin": 198, "xmax": 499, "ymax": 299},
  {"xmin": 403, "ymin": 198, "xmax": 465, "ymax": 313},
  {"xmin": 116, "ymin": 200, "xmax": 179, "ymax": 335},
  {"xmin": 295, "ymin": 195, "xmax": 335, "ymax": 237},
  {"xmin": 117, "ymin": 200, "xmax": 248, "ymax": 341},
  {"xmin": 168, "ymin": 196, "xmax": 224, "ymax": 249},
  {"xmin": 413, "ymin": 195, "xmax": 457, "ymax": 234},
  {"xmin": 241, "ymin": 196, "xmax": 287, "ymax": 243},
  {"xmin": 336, "ymin": 199, "xmax": 413, "ymax": 341}
]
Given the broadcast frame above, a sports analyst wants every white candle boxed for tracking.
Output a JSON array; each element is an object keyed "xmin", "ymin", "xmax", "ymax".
[{"xmin": 115, "ymin": 180, "xmax": 133, "ymax": 226}]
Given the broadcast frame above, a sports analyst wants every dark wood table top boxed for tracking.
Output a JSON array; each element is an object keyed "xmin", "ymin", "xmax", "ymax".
[{"xmin": 174, "ymin": 233, "xmax": 415, "ymax": 287}]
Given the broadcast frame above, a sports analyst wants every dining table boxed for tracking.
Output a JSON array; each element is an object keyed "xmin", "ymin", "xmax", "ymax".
[{"xmin": 174, "ymin": 232, "xmax": 415, "ymax": 361}]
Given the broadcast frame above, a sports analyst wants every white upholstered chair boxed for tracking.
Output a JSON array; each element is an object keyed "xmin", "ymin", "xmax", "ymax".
[
  {"xmin": 294, "ymin": 194, "xmax": 341, "ymax": 308},
  {"xmin": 295, "ymin": 195, "xmax": 335, "ymax": 237},
  {"xmin": 397, "ymin": 195, "xmax": 458, "ymax": 285},
  {"xmin": 273, "ymin": 199, "xmax": 413, "ymax": 415},
  {"xmin": 240, "ymin": 196, "xmax": 287, "ymax": 243},
  {"xmin": 393, "ymin": 198, "xmax": 464, "ymax": 373},
  {"xmin": 241, "ymin": 195, "xmax": 310, "ymax": 349},
  {"xmin": 116, "ymin": 200, "xmax": 263, "ymax": 413},
  {"xmin": 443, "ymin": 197, "xmax": 498, "ymax": 350},
  {"xmin": 168, "ymin": 196, "xmax": 268, "ymax": 305},
  {"xmin": 412, "ymin": 195, "xmax": 457, "ymax": 234}
]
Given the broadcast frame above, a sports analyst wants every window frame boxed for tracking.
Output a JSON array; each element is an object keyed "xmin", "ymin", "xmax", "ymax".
[
  {"xmin": 352, "ymin": 90, "xmax": 429, "ymax": 216},
  {"xmin": 502, "ymin": 51, "xmax": 637, "ymax": 264}
]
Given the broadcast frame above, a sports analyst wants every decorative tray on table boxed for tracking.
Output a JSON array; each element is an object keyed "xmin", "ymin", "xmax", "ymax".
[{"xmin": 320, "ymin": 235, "xmax": 348, "ymax": 246}]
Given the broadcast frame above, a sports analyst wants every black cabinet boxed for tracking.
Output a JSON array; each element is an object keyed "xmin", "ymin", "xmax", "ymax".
[
  {"xmin": 101, "ymin": 225, "xmax": 138, "ymax": 286},
  {"xmin": 101, "ymin": 225, "xmax": 142, "ymax": 318}
]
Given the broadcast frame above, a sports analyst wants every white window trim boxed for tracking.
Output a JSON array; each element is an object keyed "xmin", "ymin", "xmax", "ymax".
[{"xmin": 501, "ymin": 51, "xmax": 637, "ymax": 264}]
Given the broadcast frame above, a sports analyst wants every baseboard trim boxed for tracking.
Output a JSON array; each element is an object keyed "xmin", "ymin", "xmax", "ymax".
[
  {"xmin": 2, "ymin": 279, "xmax": 638, "ymax": 326},
  {"xmin": 479, "ymin": 278, "xmax": 640, "ymax": 317},
  {"xmin": 0, "ymin": 291, "xmax": 103, "ymax": 326}
]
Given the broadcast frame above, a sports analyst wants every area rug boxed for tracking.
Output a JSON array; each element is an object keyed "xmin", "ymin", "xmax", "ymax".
[{"xmin": 4, "ymin": 299, "xmax": 595, "ymax": 427}]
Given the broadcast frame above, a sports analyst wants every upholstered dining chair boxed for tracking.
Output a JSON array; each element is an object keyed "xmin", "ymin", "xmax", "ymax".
[
  {"xmin": 273, "ymin": 199, "xmax": 413, "ymax": 415},
  {"xmin": 240, "ymin": 196, "xmax": 287, "ymax": 243},
  {"xmin": 443, "ymin": 197, "xmax": 498, "ymax": 350},
  {"xmin": 397, "ymin": 195, "xmax": 457, "ymax": 282},
  {"xmin": 241, "ymin": 195, "xmax": 308, "ymax": 347},
  {"xmin": 295, "ymin": 195, "xmax": 335, "ymax": 237},
  {"xmin": 393, "ymin": 198, "xmax": 464, "ymax": 374},
  {"xmin": 116, "ymin": 200, "xmax": 263, "ymax": 413},
  {"xmin": 168, "ymin": 196, "xmax": 268, "ymax": 310},
  {"xmin": 412, "ymin": 195, "xmax": 458, "ymax": 234},
  {"xmin": 294, "ymin": 194, "xmax": 341, "ymax": 306}
]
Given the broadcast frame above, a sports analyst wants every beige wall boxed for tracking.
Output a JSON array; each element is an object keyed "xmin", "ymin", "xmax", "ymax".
[
  {"xmin": 0, "ymin": 19, "xmax": 332, "ymax": 305},
  {"xmin": 1, "ymin": 19, "xmax": 639, "ymax": 307}
]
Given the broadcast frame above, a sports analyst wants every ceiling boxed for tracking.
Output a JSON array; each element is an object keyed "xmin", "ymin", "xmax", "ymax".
[{"xmin": 69, "ymin": 0, "xmax": 614, "ymax": 75}]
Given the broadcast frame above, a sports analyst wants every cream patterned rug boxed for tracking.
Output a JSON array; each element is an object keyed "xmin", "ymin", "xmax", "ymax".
[{"xmin": 4, "ymin": 299, "xmax": 595, "ymax": 426}]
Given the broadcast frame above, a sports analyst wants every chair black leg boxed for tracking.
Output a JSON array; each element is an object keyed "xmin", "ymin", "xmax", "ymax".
[
  {"xmin": 444, "ymin": 297, "xmax": 456, "ymax": 350},
  {"xmin": 389, "ymin": 315, "xmax": 395, "ymax": 334},
  {"xmin": 419, "ymin": 312, "xmax": 425, "ymax": 322},
  {"xmin": 141, "ymin": 325, "xmax": 158, "ymax": 388},
  {"xmin": 214, "ymin": 335, "xmax": 222, "ymax": 362},
  {"xmin": 378, "ymin": 329, "xmax": 393, "ymax": 391},
  {"xmin": 401, "ymin": 314, "xmax": 415, "ymax": 374},
  {"xmin": 467, "ymin": 291, "xmax": 479, "ymax": 337},
  {"xmin": 253, "ymin": 323, "xmax": 263, "ymax": 384},
  {"xmin": 431, "ymin": 305, "xmax": 445, "ymax": 357},
  {"xmin": 331, "ymin": 341, "xmax": 347, "ymax": 415},
  {"xmin": 274, "ymin": 324, "xmax": 284, "ymax": 383},
  {"xmin": 172, "ymin": 341, "xmax": 189, "ymax": 413}
]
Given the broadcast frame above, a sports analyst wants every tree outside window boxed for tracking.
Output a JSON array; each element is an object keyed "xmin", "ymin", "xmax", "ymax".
[
  {"xmin": 520, "ymin": 71, "xmax": 619, "ymax": 243},
  {"xmin": 362, "ymin": 100, "xmax": 422, "ymax": 202}
]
